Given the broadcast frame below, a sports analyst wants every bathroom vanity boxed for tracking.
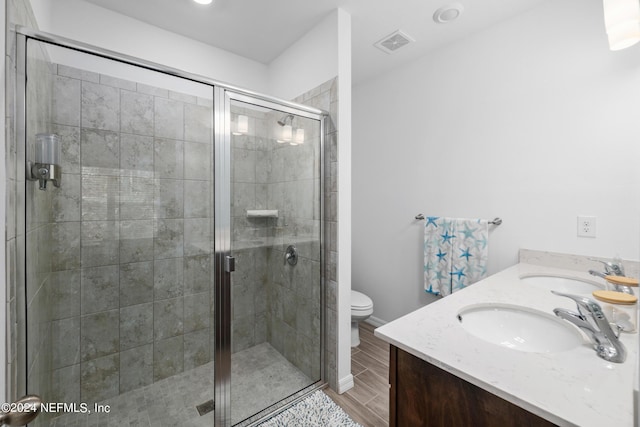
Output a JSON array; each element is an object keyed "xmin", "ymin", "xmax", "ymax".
[
  {"xmin": 375, "ymin": 252, "xmax": 639, "ymax": 427},
  {"xmin": 389, "ymin": 345, "xmax": 554, "ymax": 426}
]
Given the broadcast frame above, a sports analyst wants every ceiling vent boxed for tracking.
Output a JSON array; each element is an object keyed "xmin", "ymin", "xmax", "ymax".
[{"xmin": 374, "ymin": 30, "xmax": 415, "ymax": 54}]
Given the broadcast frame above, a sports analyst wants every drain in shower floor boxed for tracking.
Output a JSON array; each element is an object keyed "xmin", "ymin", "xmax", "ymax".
[{"xmin": 196, "ymin": 399, "xmax": 215, "ymax": 416}]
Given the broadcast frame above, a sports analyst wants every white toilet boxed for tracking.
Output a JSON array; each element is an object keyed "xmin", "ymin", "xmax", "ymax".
[{"xmin": 351, "ymin": 290, "xmax": 374, "ymax": 347}]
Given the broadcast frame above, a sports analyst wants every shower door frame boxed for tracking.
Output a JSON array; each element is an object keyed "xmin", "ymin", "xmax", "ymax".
[
  {"xmin": 216, "ymin": 91, "xmax": 326, "ymax": 426},
  {"xmin": 15, "ymin": 27, "xmax": 327, "ymax": 427}
]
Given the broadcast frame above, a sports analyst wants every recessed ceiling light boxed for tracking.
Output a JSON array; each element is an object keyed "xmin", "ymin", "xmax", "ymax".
[
  {"xmin": 433, "ymin": 3, "xmax": 464, "ymax": 24},
  {"xmin": 193, "ymin": 0, "xmax": 214, "ymax": 5}
]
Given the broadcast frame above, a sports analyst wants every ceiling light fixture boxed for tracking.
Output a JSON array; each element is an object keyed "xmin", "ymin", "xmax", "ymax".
[
  {"xmin": 433, "ymin": 3, "xmax": 464, "ymax": 24},
  {"xmin": 193, "ymin": 0, "xmax": 214, "ymax": 5},
  {"xmin": 281, "ymin": 125, "xmax": 293, "ymax": 143},
  {"xmin": 232, "ymin": 115, "xmax": 248, "ymax": 136},
  {"xmin": 603, "ymin": 0, "xmax": 640, "ymax": 50}
]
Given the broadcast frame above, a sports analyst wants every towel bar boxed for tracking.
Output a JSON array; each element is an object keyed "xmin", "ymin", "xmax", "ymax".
[{"xmin": 414, "ymin": 214, "xmax": 502, "ymax": 226}]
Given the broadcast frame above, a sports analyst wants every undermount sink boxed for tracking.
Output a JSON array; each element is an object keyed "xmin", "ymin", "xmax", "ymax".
[
  {"xmin": 457, "ymin": 304, "xmax": 584, "ymax": 353},
  {"xmin": 520, "ymin": 275, "xmax": 604, "ymax": 294}
]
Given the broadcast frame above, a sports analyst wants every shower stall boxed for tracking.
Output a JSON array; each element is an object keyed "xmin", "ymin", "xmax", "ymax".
[{"xmin": 13, "ymin": 28, "xmax": 326, "ymax": 427}]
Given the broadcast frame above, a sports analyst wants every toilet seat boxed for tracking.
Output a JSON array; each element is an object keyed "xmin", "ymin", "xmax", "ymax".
[
  {"xmin": 351, "ymin": 291, "xmax": 373, "ymax": 319},
  {"xmin": 351, "ymin": 290, "xmax": 373, "ymax": 314}
]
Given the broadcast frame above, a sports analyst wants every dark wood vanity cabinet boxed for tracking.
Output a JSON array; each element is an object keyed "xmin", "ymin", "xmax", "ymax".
[{"xmin": 389, "ymin": 345, "xmax": 557, "ymax": 427}]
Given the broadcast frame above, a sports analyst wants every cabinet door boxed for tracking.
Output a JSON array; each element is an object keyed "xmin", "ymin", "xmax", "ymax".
[{"xmin": 390, "ymin": 346, "xmax": 556, "ymax": 427}]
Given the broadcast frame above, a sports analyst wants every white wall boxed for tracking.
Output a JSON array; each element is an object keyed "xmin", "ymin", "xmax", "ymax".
[
  {"xmin": 35, "ymin": 0, "xmax": 269, "ymax": 92},
  {"xmin": 336, "ymin": 8, "xmax": 352, "ymax": 394},
  {"xmin": 28, "ymin": 0, "xmax": 51, "ymax": 30},
  {"xmin": 268, "ymin": 10, "xmax": 338, "ymax": 100},
  {"xmin": 352, "ymin": 0, "xmax": 640, "ymax": 323},
  {"xmin": 34, "ymin": 0, "xmax": 343, "ymax": 102}
]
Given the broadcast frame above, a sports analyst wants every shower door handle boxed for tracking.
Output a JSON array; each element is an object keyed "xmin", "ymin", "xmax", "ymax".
[
  {"xmin": 225, "ymin": 256, "xmax": 235, "ymax": 273},
  {"xmin": 0, "ymin": 395, "xmax": 43, "ymax": 426}
]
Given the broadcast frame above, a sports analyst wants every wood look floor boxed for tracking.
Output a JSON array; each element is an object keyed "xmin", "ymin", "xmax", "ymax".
[{"xmin": 325, "ymin": 322, "xmax": 390, "ymax": 427}]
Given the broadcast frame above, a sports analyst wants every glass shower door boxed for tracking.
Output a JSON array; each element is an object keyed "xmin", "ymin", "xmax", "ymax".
[
  {"xmin": 18, "ymin": 29, "xmax": 325, "ymax": 427},
  {"xmin": 21, "ymin": 37, "xmax": 216, "ymax": 426},
  {"xmin": 221, "ymin": 95, "xmax": 324, "ymax": 425}
]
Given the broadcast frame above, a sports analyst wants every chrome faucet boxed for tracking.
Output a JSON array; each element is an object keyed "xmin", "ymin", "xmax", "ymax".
[
  {"xmin": 552, "ymin": 291, "xmax": 626, "ymax": 363},
  {"xmin": 589, "ymin": 258, "xmax": 625, "ymax": 276},
  {"xmin": 588, "ymin": 258, "xmax": 633, "ymax": 295}
]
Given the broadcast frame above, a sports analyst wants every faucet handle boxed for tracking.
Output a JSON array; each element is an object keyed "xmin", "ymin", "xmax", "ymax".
[
  {"xmin": 588, "ymin": 258, "xmax": 625, "ymax": 276},
  {"xmin": 608, "ymin": 264, "xmax": 625, "ymax": 276},
  {"xmin": 588, "ymin": 258, "xmax": 613, "ymax": 271},
  {"xmin": 551, "ymin": 292, "xmax": 627, "ymax": 363},
  {"xmin": 551, "ymin": 291, "xmax": 604, "ymax": 319}
]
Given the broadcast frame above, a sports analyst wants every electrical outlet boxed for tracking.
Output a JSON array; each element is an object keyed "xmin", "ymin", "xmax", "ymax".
[{"xmin": 577, "ymin": 216, "xmax": 596, "ymax": 238}]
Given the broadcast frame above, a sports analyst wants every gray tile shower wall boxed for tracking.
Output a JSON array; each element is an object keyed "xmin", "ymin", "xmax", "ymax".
[
  {"xmin": 25, "ymin": 34, "xmax": 55, "ymax": 427},
  {"xmin": 46, "ymin": 64, "xmax": 214, "ymax": 404},
  {"xmin": 263, "ymin": 123, "xmax": 322, "ymax": 381},
  {"xmin": 230, "ymin": 94, "xmax": 329, "ymax": 383},
  {"xmin": 6, "ymin": 3, "xmax": 55, "ymax": 426},
  {"xmin": 291, "ymin": 78, "xmax": 339, "ymax": 390},
  {"xmin": 230, "ymin": 107, "xmax": 271, "ymax": 355}
]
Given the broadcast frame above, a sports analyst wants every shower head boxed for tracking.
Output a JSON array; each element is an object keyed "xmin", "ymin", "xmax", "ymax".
[{"xmin": 277, "ymin": 114, "xmax": 294, "ymax": 126}]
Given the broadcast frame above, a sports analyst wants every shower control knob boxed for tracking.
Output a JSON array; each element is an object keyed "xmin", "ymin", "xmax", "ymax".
[{"xmin": 285, "ymin": 245, "xmax": 298, "ymax": 266}]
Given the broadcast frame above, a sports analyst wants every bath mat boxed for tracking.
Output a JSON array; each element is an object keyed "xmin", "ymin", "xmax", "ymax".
[{"xmin": 259, "ymin": 390, "xmax": 362, "ymax": 427}]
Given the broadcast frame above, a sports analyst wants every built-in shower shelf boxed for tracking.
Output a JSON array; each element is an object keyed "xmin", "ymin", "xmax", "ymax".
[{"xmin": 246, "ymin": 210, "xmax": 278, "ymax": 218}]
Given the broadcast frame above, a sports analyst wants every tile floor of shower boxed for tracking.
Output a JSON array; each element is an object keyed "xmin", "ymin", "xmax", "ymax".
[
  {"xmin": 49, "ymin": 343, "xmax": 311, "ymax": 427},
  {"xmin": 48, "ymin": 323, "xmax": 389, "ymax": 427}
]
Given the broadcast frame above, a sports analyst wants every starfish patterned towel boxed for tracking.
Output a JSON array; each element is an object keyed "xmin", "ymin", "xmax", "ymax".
[{"xmin": 424, "ymin": 217, "xmax": 489, "ymax": 296}]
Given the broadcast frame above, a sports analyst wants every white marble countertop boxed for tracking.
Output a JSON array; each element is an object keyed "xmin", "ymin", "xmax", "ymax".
[{"xmin": 375, "ymin": 262, "xmax": 638, "ymax": 427}]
